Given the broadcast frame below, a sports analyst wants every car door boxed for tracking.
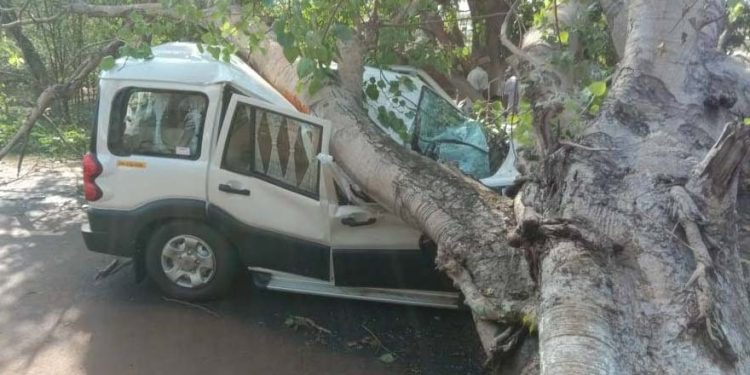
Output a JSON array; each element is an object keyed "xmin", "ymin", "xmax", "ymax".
[
  {"xmin": 329, "ymin": 191, "xmax": 454, "ymax": 292},
  {"xmin": 207, "ymin": 95, "xmax": 332, "ymax": 280}
]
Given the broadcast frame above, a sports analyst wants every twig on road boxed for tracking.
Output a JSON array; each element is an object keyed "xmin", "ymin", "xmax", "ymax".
[
  {"xmin": 161, "ymin": 296, "xmax": 221, "ymax": 318},
  {"xmin": 0, "ymin": 160, "xmax": 39, "ymax": 186},
  {"xmin": 94, "ymin": 258, "xmax": 132, "ymax": 281},
  {"xmin": 285, "ymin": 315, "xmax": 333, "ymax": 335},
  {"xmin": 362, "ymin": 324, "xmax": 395, "ymax": 355}
]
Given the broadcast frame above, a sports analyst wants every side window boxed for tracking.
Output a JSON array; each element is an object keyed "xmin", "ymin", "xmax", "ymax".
[
  {"xmin": 222, "ymin": 102, "xmax": 322, "ymax": 197},
  {"xmin": 108, "ymin": 88, "xmax": 207, "ymax": 159}
]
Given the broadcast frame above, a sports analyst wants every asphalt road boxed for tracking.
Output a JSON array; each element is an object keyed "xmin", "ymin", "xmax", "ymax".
[{"xmin": 0, "ymin": 158, "xmax": 483, "ymax": 375}]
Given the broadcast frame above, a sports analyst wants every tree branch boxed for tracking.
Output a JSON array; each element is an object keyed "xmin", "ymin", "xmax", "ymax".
[
  {"xmin": 0, "ymin": 40, "xmax": 123, "ymax": 161},
  {"xmin": 0, "ymin": 11, "xmax": 63, "ymax": 30},
  {"xmin": 319, "ymin": 0, "xmax": 344, "ymax": 41},
  {"xmin": 499, "ymin": 0, "xmax": 570, "ymax": 91},
  {"xmin": 389, "ymin": 0, "xmax": 420, "ymax": 26},
  {"xmin": 67, "ymin": 1, "xmax": 180, "ymax": 19},
  {"xmin": 383, "ymin": 10, "xmax": 511, "ymax": 28}
]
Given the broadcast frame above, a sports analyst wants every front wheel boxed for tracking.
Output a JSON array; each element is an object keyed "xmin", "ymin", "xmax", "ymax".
[{"xmin": 145, "ymin": 221, "xmax": 238, "ymax": 301}]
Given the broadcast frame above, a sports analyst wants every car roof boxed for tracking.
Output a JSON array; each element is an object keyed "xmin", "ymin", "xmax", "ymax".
[{"xmin": 101, "ymin": 42, "xmax": 294, "ymax": 109}]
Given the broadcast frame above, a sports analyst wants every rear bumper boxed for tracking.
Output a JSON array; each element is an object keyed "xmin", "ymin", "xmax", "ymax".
[
  {"xmin": 80, "ymin": 211, "xmax": 137, "ymax": 257},
  {"xmin": 80, "ymin": 200, "xmax": 207, "ymax": 258}
]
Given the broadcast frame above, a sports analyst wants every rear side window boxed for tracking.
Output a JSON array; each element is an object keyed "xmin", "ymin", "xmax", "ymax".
[
  {"xmin": 222, "ymin": 102, "xmax": 322, "ymax": 198},
  {"xmin": 108, "ymin": 88, "xmax": 208, "ymax": 159}
]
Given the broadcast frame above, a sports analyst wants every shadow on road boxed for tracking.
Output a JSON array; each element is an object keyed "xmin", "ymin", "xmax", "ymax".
[{"xmin": 0, "ymin": 160, "xmax": 483, "ymax": 375}]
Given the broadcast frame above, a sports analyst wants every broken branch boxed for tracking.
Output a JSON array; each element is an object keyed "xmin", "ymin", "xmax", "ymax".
[
  {"xmin": 0, "ymin": 39, "xmax": 122, "ymax": 161},
  {"xmin": 0, "ymin": 11, "xmax": 63, "ymax": 30},
  {"xmin": 694, "ymin": 121, "xmax": 750, "ymax": 198},
  {"xmin": 499, "ymin": 0, "xmax": 570, "ymax": 90}
]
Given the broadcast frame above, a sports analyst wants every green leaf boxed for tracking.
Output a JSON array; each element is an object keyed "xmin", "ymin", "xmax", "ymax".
[
  {"xmin": 297, "ymin": 57, "xmax": 315, "ymax": 78},
  {"xmin": 207, "ymin": 46, "xmax": 221, "ymax": 59},
  {"xmin": 332, "ymin": 24, "xmax": 353, "ymax": 41},
  {"xmin": 273, "ymin": 17, "xmax": 293, "ymax": 48},
  {"xmin": 588, "ymin": 81, "xmax": 607, "ymax": 97},
  {"xmin": 99, "ymin": 55, "xmax": 115, "ymax": 70},
  {"xmin": 135, "ymin": 45, "xmax": 153, "ymax": 59},
  {"xmin": 273, "ymin": 17, "xmax": 286, "ymax": 39},
  {"xmin": 308, "ymin": 76, "xmax": 323, "ymax": 94},
  {"xmin": 196, "ymin": 43, "xmax": 204, "ymax": 53},
  {"xmin": 378, "ymin": 353, "xmax": 396, "ymax": 364},
  {"xmin": 283, "ymin": 46, "xmax": 299, "ymax": 62},
  {"xmin": 559, "ymin": 31, "xmax": 569, "ymax": 45},
  {"xmin": 730, "ymin": 3, "xmax": 745, "ymax": 22},
  {"xmin": 365, "ymin": 83, "xmax": 380, "ymax": 101},
  {"xmin": 400, "ymin": 77, "xmax": 416, "ymax": 92},
  {"xmin": 743, "ymin": 118, "xmax": 750, "ymax": 126},
  {"xmin": 588, "ymin": 103, "xmax": 601, "ymax": 115}
]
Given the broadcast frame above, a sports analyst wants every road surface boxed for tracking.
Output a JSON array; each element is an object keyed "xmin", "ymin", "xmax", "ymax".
[{"xmin": 0, "ymin": 158, "xmax": 482, "ymax": 375}]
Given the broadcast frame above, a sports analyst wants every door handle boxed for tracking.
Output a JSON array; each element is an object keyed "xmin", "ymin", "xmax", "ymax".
[
  {"xmin": 218, "ymin": 183, "xmax": 250, "ymax": 196},
  {"xmin": 341, "ymin": 217, "xmax": 377, "ymax": 227}
]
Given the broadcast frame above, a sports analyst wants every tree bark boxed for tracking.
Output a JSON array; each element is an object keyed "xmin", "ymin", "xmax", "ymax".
[
  {"xmin": 16, "ymin": 2, "xmax": 750, "ymax": 374},
  {"xmin": 522, "ymin": 0, "xmax": 750, "ymax": 372}
]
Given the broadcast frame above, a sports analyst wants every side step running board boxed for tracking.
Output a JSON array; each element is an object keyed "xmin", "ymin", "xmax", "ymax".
[{"xmin": 249, "ymin": 267, "xmax": 459, "ymax": 309}]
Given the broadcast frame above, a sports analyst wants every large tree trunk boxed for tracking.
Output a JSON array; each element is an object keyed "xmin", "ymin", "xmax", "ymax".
[
  {"xmin": 234, "ymin": 0, "xmax": 750, "ymax": 372},
  {"xmin": 522, "ymin": 0, "xmax": 750, "ymax": 373}
]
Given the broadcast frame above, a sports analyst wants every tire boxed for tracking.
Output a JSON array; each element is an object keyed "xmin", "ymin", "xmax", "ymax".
[{"xmin": 145, "ymin": 220, "xmax": 238, "ymax": 301}]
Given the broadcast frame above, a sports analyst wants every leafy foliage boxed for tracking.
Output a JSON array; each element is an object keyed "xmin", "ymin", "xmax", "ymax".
[
  {"xmin": 724, "ymin": 0, "xmax": 750, "ymax": 53},
  {"xmin": 0, "ymin": 0, "xmax": 650, "ymax": 159}
]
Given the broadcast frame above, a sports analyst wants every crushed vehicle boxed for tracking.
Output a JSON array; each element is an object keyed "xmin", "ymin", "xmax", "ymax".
[
  {"xmin": 81, "ymin": 42, "xmax": 518, "ymax": 308},
  {"xmin": 362, "ymin": 66, "xmax": 519, "ymax": 190}
]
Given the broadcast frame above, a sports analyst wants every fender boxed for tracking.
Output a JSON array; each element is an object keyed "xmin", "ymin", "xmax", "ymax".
[{"xmin": 84, "ymin": 199, "xmax": 207, "ymax": 258}]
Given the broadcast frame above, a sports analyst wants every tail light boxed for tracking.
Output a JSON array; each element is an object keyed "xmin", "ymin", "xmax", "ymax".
[{"xmin": 82, "ymin": 153, "xmax": 103, "ymax": 201}]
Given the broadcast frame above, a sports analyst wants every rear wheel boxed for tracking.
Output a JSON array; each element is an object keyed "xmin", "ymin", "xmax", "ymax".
[{"xmin": 145, "ymin": 221, "xmax": 238, "ymax": 301}]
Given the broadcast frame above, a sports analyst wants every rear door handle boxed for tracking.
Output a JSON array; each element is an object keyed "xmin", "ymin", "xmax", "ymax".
[
  {"xmin": 341, "ymin": 217, "xmax": 377, "ymax": 227},
  {"xmin": 218, "ymin": 183, "xmax": 250, "ymax": 196}
]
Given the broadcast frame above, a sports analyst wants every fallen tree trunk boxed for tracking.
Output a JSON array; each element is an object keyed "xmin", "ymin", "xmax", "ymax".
[
  {"xmin": 4, "ymin": 1, "xmax": 750, "ymax": 373},
  {"xmin": 232, "ymin": 27, "xmax": 537, "ymax": 339}
]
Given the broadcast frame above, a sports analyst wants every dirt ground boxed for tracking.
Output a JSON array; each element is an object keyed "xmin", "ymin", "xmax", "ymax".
[{"xmin": 0, "ymin": 157, "xmax": 483, "ymax": 375}]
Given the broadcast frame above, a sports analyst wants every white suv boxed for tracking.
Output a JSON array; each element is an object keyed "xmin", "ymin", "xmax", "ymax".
[{"xmin": 81, "ymin": 43, "xmax": 458, "ymax": 308}]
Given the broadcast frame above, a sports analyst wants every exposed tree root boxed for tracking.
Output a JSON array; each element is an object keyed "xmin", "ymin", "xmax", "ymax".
[
  {"xmin": 444, "ymin": 259, "xmax": 524, "ymax": 322},
  {"xmin": 670, "ymin": 186, "xmax": 737, "ymax": 362}
]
